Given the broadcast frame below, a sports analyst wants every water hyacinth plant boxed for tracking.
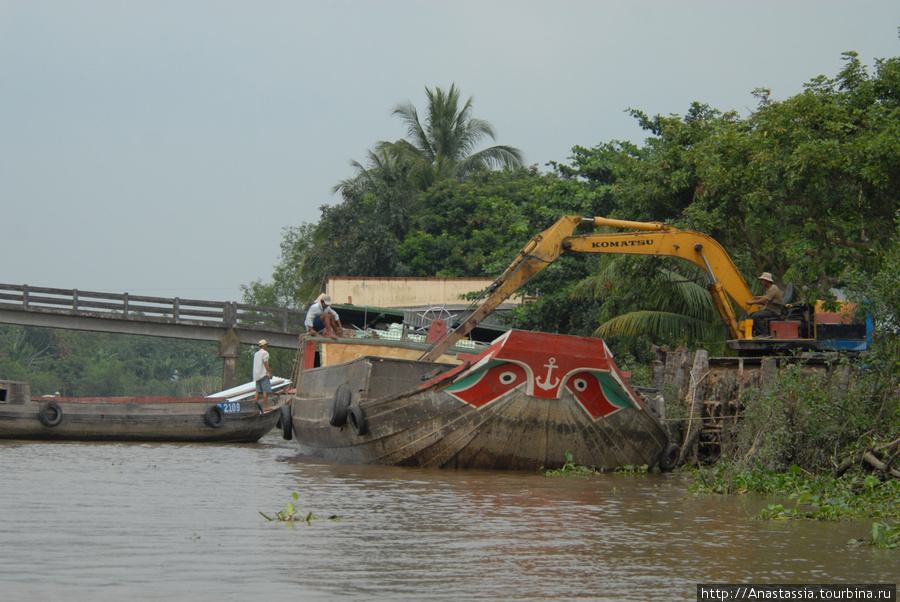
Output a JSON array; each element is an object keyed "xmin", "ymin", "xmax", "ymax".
[
  {"xmin": 260, "ymin": 492, "xmax": 341, "ymax": 524},
  {"xmin": 542, "ymin": 451, "xmax": 600, "ymax": 477},
  {"xmin": 692, "ymin": 464, "xmax": 900, "ymax": 549}
]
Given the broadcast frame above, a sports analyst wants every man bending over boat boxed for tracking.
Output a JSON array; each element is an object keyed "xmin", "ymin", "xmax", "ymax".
[
  {"xmin": 253, "ymin": 340, "xmax": 274, "ymax": 411},
  {"xmin": 305, "ymin": 294, "xmax": 343, "ymax": 338}
]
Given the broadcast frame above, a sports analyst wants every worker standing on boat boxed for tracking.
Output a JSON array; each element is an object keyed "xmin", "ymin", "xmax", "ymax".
[
  {"xmin": 305, "ymin": 294, "xmax": 342, "ymax": 338},
  {"xmin": 252, "ymin": 340, "xmax": 273, "ymax": 411}
]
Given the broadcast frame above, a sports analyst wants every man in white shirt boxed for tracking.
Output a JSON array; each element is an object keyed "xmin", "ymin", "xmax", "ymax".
[
  {"xmin": 305, "ymin": 294, "xmax": 343, "ymax": 338},
  {"xmin": 252, "ymin": 339, "xmax": 273, "ymax": 411}
]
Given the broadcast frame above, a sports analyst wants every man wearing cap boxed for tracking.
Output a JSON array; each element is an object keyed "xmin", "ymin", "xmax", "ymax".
[
  {"xmin": 252, "ymin": 339, "xmax": 273, "ymax": 411},
  {"xmin": 746, "ymin": 272, "xmax": 783, "ymax": 336},
  {"xmin": 305, "ymin": 293, "xmax": 342, "ymax": 338}
]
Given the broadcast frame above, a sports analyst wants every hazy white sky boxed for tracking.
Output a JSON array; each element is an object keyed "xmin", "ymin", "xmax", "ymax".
[{"xmin": 2, "ymin": 1, "xmax": 897, "ymax": 303}]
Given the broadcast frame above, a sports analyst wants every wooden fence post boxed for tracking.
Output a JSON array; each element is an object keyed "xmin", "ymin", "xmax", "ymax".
[{"xmin": 224, "ymin": 302, "xmax": 236, "ymax": 328}]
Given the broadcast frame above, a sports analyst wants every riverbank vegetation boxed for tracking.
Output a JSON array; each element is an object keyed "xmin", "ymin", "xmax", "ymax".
[
  {"xmin": 691, "ymin": 465, "xmax": 900, "ymax": 549},
  {"xmin": 681, "ymin": 223, "xmax": 900, "ymax": 546},
  {"xmin": 0, "ymin": 325, "xmax": 225, "ymax": 397}
]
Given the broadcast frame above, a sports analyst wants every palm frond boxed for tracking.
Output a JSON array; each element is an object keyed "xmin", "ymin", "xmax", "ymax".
[
  {"xmin": 594, "ymin": 310, "xmax": 725, "ymax": 344},
  {"xmin": 571, "ymin": 259, "xmax": 622, "ymax": 300}
]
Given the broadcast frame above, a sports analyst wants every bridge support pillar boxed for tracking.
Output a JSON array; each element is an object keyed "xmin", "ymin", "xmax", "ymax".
[{"xmin": 218, "ymin": 329, "xmax": 242, "ymax": 390}]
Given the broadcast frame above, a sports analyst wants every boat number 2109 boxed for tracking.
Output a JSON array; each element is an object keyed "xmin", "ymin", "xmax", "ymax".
[{"xmin": 218, "ymin": 402, "xmax": 241, "ymax": 414}]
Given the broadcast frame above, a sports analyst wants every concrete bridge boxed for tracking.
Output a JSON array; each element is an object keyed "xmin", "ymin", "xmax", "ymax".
[{"xmin": 0, "ymin": 283, "xmax": 307, "ymax": 388}]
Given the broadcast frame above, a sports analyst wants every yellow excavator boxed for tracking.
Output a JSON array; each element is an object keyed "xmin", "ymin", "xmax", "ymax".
[{"xmin": 422, "ymin": 216, "xmax": 870, "ymax": 360}]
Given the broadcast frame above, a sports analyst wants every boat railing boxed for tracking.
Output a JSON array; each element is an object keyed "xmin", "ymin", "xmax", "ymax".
[{"xmin": 341, "ymin": 325, "xmax": 482, "ymax": 349}]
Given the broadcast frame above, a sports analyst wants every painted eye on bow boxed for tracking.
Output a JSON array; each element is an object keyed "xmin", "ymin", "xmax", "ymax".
[
  {"xmin": 572, "ymin": 378, "xmax": 589, "ymax": 392},
  {"xmin": 565, "ymin": 370, "xmax": 621, "ymax": 418},
  {"xmin": 444, "ymin": 362, "xmax": 527, "ymax": 408},
  {"xmin": 499, "ymin": 371, "xmax": 518, "ymax": 385}
]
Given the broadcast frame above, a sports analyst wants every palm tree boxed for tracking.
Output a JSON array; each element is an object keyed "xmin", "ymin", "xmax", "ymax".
[
  {"xmin": 571, "ymin": 258, "xmax": 727, "ymax": 352},
  {"xmin": 378, "ymin": 84, "xmax": 524, "ymax": 192},
  {"xmin": 333, "ymin": 146, "xmax": 410, "ymax": 196}
]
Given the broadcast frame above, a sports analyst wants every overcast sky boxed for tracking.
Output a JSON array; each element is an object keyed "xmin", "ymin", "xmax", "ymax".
[{"xmin": 2, "ymin": 1, "xmax": 897, "ymax": 304}]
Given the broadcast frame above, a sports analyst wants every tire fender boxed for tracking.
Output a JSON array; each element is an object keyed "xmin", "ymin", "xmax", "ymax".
[
  {"xmin": 348, "ymin": 403, "xmax": 368, "ymax": 437},
  {"xmin": 39, "ymin": 401, "xmax": 63, "ymax": 427},
  {"xmin": 205, "ymin": 404, "xmax": 225, "ymax": 429},
  {"xmin": 658, "ymin": 442, "xmax": 680, "ymax": 472},
  {"xmin": 280, "ymin": 404, "xmax": 293, "ymax": 440},
  {"xmin": 328, "ymin": 383, "xmax": 352, "ymax": 427}
]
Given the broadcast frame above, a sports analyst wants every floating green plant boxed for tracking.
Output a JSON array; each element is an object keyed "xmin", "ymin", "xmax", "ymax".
[
  {"xmin": 613, "ymin": 464, "xmax": 649, "ymax": 475},
  {"xmin": 851, "ymin": 522, "xmax": 900, "ymax": 550},
  {"xmin": 260, "ymin": 492, "xmax": 342, "ymax": 524},
  {"xmin": 542, "ymin": 451, "xmax": 600, "ymax": 477},
  {"xmin": 692, "ymin": 464, "xmax": 900, "ymax": 549}
]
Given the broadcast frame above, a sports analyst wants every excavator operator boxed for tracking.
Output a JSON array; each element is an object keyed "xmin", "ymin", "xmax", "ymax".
[{"xmin": 746, "ymin": 272, "xmax": 783, "ymax": 336}]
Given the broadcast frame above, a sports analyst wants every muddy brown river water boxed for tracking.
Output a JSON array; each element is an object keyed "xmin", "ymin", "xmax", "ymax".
[{"xmin": 0, "ymin": 433, "xmax": 895, "ymax": 601}]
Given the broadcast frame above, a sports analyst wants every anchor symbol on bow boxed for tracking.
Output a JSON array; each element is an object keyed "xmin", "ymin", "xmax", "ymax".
[{"xmin": 535, "ymin": 357, "xmax": 561, "ymax": 390}]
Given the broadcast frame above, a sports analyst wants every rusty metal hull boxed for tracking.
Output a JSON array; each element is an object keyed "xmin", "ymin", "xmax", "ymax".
[
  {"xmin": 290, "ymin": 330, "xmax": 672, "ymax": 471},
  {"xmin": 0, "ymin": 392, "xmax": 287, "ymax": 443}
]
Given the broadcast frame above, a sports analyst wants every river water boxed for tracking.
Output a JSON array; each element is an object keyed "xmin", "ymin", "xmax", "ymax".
[{"xmin": 1, "ymin": 432, "xmax": 895, "ymax": 601}]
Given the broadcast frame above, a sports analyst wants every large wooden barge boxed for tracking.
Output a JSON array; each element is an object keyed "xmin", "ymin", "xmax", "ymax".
[{"xmin": 287, "ymin": 330, "xmax": 676, "ymax": 471}]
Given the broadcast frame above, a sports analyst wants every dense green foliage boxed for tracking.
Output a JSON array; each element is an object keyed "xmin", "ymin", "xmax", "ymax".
[
  {"xmin": 0, "ymin": 325, "xmax": 225, "ymax": 397},
  {"xmin": 248, "ymin": 54, "xmax": 899, "ymax": 362},
  {"xmin": 715, "ymin": 362, "xmax": 896, "ymax": 472}
]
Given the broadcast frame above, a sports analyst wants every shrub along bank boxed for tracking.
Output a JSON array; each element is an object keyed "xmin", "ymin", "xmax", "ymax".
[{"xmin": 683, "ymin": 357, "xmax": 900, "ymax": 549}]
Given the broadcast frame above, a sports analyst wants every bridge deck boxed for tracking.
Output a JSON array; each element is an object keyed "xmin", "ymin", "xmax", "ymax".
[{"xmin": 0, "ymin": 283, "xmax": 306, "ymax": 349}]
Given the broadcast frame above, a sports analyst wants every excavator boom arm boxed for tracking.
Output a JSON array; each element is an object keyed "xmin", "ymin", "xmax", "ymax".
[{"xmin": 421, "ymin": 216, "xmax": 756, "ymax": 362}]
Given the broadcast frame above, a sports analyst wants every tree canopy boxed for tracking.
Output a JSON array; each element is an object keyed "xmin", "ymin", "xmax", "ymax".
[
  {"xmin": 0, "ymin": 326, "xmax": 225, "ymax": 397},
  {"xmin": 245, "ymin": 52, "xmax": 900, "ymax": 361}
]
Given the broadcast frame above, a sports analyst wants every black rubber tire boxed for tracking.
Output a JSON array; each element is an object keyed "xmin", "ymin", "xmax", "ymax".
[
  {"xmin": 328, "ymin": 383, "xmax": 352, "ymax": 427},
  {"xmin": 347, "ymin": 403, "xmax": 368, "ymax": 436},
  {"xmin": 205, "ymin": 404, "xmax": 225, "ymax": 429},
  {"xmin": 280, "ymin": 404, "xmax": 293, "ymax": 441},
  {"xmin": 658, "ymin": 442, "xmax": 680, "ymax": 472},
  {"xmin": 39, "ymin": 401, "xmax": 63, "ymax": 427}
]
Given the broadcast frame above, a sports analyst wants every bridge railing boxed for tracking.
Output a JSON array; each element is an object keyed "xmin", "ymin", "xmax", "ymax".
[{"xmin": 0, "ymin": 284, "xmax": 307, "ymax": 335}]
